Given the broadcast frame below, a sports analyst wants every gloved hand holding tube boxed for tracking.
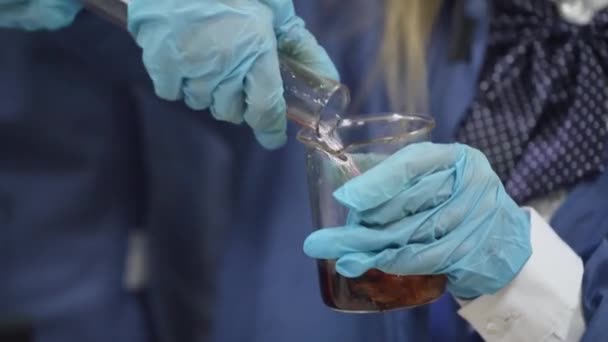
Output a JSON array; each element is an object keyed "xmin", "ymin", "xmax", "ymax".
[
  {"xmin": 127, "ymin": 0, "xmax": 341, "ymax": 149},
  {"xmin": 303, "ymin": 142, "xmax": 533, "ymax": 299},
  {"xmin": 1, "ymin": 0, "xmax": 343, "ymax": 149}
]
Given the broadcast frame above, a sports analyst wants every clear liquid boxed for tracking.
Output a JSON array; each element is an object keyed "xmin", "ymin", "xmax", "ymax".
[{"xmin": 316, "ymin": 121, "xmax": 361, "ymax": 178}]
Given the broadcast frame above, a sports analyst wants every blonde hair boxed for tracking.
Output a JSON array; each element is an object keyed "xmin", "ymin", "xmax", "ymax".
[{"xmin": 381, "ymin": 0, "xmax": 442, "ymax": 112}]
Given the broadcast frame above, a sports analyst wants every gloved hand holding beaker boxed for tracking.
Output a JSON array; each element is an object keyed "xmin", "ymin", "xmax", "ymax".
[
  {"xmin": 303, "ymin": 142, "xmax": 532, "ymax": 299},
  {"xmin": 127, "ymin": 0, "xmax": 339, "ymax": 149}
]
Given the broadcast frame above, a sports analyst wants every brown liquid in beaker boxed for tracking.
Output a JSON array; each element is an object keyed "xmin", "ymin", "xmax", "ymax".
[{"xmin": 317, "ymin": 260, "xmax": 447, "ymax": 312}]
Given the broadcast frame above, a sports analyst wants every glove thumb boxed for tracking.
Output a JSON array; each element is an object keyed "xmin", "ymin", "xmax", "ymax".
[{"xmin": 259, "ymin": 0, "xmax": 340, "ymax": 80}]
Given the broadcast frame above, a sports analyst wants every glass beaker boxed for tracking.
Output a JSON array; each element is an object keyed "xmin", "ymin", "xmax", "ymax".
[
  {"xmin": 279, "ymin": 54, "xmax": 350, "ymax": 130},
  {"xmin": 298, "ymin": 113, "xmax": 447, "ymax": 313}
]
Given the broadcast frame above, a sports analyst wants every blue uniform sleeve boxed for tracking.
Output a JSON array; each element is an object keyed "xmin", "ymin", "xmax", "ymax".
[
  {"xmin": 549, "ymin": 167, "xmax": 608, "ymax": 342},
  {"xmin": 580, "ymin": 239, "xmax": 608, "ymax": 341}
]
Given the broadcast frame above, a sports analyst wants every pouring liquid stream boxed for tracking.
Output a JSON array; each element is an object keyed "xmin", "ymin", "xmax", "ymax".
[{"xmin": 314, "ymin": 120, "xmax": 361, "ymax": 178}]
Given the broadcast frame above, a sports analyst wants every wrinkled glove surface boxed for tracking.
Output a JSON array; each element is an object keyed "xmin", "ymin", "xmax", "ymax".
[{"xmin": 128, "ymin": 0, "xmax": 338, "ymax": 149}]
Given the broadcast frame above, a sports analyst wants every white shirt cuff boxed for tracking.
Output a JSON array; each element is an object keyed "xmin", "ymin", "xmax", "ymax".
[
  {"xmin": 456, "ymin": 207, "xmax": 585, "ymax": 341},
  {"xmin": 553, "ymin": 0, "xmax": 608, "ymax": 25}
]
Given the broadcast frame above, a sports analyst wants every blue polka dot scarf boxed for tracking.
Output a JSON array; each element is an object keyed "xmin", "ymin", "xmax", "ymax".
[{"xmin": 456, "ymin": 0, "xmax": 608, "ymax": 204}]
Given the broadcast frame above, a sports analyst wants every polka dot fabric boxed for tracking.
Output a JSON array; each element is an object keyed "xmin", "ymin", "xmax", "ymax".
[{"xmin": 456, "ymin": 0, "xmax": 608, "ymax": 204}]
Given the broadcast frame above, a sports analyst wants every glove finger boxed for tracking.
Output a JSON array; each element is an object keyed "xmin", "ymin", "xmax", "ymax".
[
  {"xmin": 258, "ymin": 0, "xmax": 339, "ymax": 80},
  {"xmin": 336, "ymin": 232, "xmax": 478, "ymax": 278},
  {"xmin": 334, "ymin": 143, "xmax": 465, "ymax": 211},
  {"xmin": 360, "ymin": 168, "xmax": 456, "ymax": 225},
  {"xmin": 141, "ymin": 45, "xmax": 184, "ymax": 101},
  {"xmin": 278, "ymin": 25, "xmax": 340, "ymax": 80},
  {"xmin": 371, "ymin": 198, "xmax": 464, "ymax": 245},
  {"xmin": 303, "ymin": 221, "xmax": 418, "ymax": 260},
  {"xmin": 336, "ymin": 243, "xmax": 445, "ymax": 278},
  {"xmin": 149, "ymin": 65, "xmax": 184, "ymax": 102},
  {"xmin": 303, "ymin": 226, "xmax": 381, "ymax": 260},
  {"xmin": 304, "ymin": 198, "xmax": 462, "ymax": 262},
  {"xmin": 210, "ymin": 71, "xmax": 246, "ymax": 124},
  {"xmin": 306, "ymin": 194, "xmax": 467, "ymax": 260},
  {"xmin": 128, "ymin": 5, "xmax": 184, "ymax": 102},
  {"xmin": 334, "ymin": 251, "xmax": 377, "ymax": 278},
  {"xmin": 244, "ymin": 50, "xmax": 288, "ymax": 149},
  {"xmin": 183, "ymin": 76, "xmax": 215, "ymax": 111}
]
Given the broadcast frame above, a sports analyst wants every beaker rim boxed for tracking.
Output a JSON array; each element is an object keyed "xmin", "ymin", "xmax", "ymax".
[
  {"xmin": 297, "ymin": 112, "xmax": 435, "ymax": 154},
  {"xmin": 335, "ymin": 112, "xmax": 434, "ymax": 128}
]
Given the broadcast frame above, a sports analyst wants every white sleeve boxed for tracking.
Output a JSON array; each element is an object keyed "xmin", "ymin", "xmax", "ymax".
[
  {"xmin": 552, "ymin": 0, "xmax": 608, "ymax": 25},
  {"xmin": 456, "ymin": 208, "xmax": 586, "ymax": 342}
]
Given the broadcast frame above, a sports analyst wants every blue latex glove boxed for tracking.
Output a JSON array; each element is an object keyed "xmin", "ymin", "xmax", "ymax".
[
  {"xmin": 303, "ymin": 142, "xmax": 532, "ymax": 299},
  {"xmin": 0, "ymin": 0, "xmax": 81, "ymax": 30},
  {"xmin": 127, "ymin": 0, "xmax": 339, "ymax": 149}
]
